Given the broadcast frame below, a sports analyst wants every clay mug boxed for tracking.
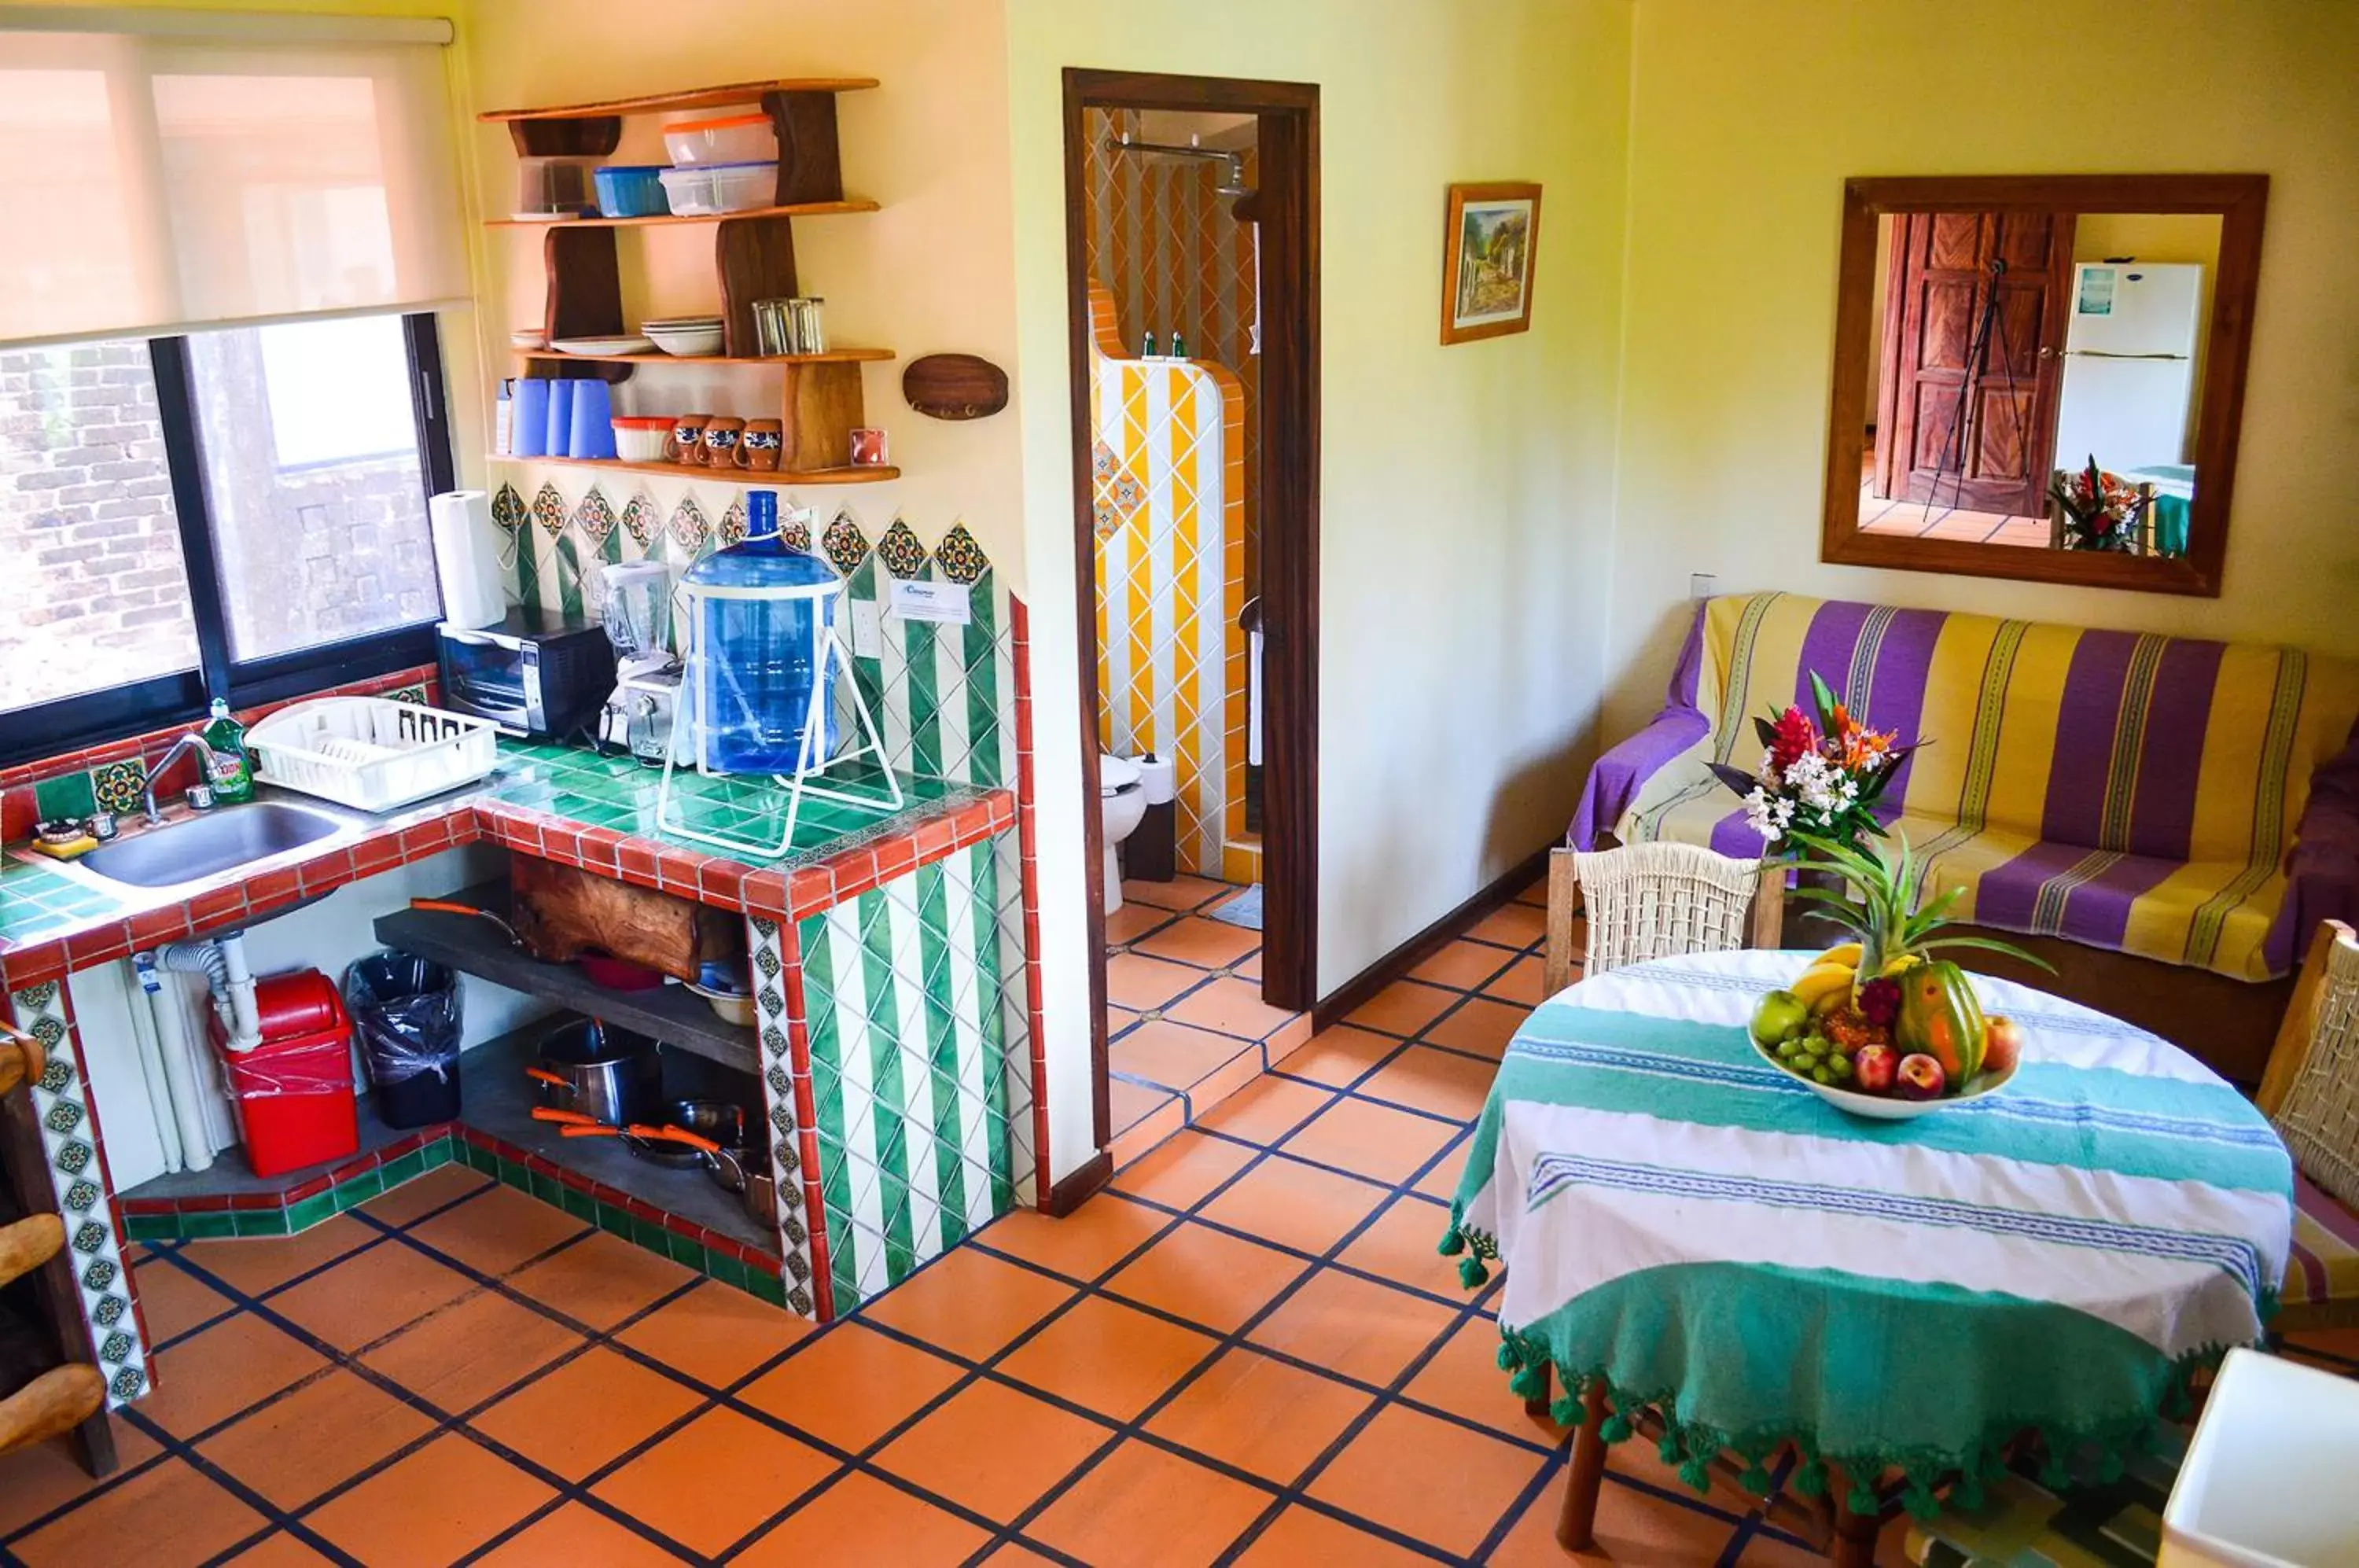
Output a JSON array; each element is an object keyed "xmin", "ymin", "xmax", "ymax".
[
  {"xmin": 671, "ymin": 413, "xmax": 709, "ymax": 466},
  {"xmin": 740, "ymin": 418, "xmax": 783, "ymax": 472},
  {"xmin": 701, "ymin": 417, "xmax": 745, "ymax": 467}
]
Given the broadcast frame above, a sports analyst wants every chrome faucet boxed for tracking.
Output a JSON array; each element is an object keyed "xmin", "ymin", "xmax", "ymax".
[{"xmin": 142, "ymin": 732, "xmax": 225, "ymax": 825}]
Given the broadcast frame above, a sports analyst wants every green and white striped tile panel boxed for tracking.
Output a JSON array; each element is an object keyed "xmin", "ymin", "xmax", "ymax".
[{"xmin": 798, "ymin": 835, "xmax": 1029, "ymax": 1309}]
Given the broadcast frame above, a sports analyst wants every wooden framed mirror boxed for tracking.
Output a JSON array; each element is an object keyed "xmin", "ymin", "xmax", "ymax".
[{"xmin": 1822, "ymin": 174, "xmax": 2267, "ymax": 597}]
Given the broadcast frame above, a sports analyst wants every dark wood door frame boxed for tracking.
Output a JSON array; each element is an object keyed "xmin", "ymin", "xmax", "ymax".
[{"xmin": 1061, "ymin": 68, "xmax": 1321, "ymax": 1154}]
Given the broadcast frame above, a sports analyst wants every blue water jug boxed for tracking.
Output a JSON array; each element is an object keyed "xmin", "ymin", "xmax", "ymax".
[{"xmin": 683, "ymin": 492, "xmax": 841, "ymax": 773}]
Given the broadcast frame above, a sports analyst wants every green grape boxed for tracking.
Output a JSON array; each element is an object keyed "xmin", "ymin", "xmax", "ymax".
[
  {"xmin": 1829, "ymin": 1054, "xmax": 1853, "ymax": 1080},
  {"xmin": 1812, "ymin": 1064, "xmax": 1835, "ymax": 1084}
]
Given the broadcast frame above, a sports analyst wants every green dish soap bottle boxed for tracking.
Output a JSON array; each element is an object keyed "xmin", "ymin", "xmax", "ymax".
[{"xmin": 201, "ymin": 698, "xmax": 255, "ymax": 803}]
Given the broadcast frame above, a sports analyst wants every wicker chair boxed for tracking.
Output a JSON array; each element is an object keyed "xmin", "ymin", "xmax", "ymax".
[
  {"xmin": 2258, "ymin": 919, "xmax": 2359, "ymax": 1331},
  {"xmin": 1542, "ymin": 842, "xmax": 1784, "ymax": 996}
]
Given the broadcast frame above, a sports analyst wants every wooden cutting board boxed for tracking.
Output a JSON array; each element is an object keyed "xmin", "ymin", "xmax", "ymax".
[{"xmin": 902, "ymin": 353, "xmax": 1008, "ymax": 420}]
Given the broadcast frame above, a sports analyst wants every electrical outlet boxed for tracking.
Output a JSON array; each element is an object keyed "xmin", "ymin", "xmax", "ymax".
[
  {"xmin": 849, "ymin": 598, "xmax": 883, "ymax": 659},
  {"xmin": 1690, "ymin": 573, "xmax": 1719, "ymax": 602}
]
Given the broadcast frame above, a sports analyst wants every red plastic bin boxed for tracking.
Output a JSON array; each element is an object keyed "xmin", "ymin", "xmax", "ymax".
[{"xmin": 212, "ymin": 971, "xmax": 359, "ymax": 1178}]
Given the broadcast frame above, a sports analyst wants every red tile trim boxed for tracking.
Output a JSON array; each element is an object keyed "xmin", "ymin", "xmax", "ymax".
[{"xmin": 775, "ymin": 919, "xmax": 834, "ymax": 1323}]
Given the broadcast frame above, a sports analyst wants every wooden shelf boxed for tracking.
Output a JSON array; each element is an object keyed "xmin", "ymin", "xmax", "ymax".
[
  {"xmin": 481, "ymin": 79, "xmax": 878, "ymax": 123},
  {"xmin": 489, "ymin": 201, "xmax": 878, "ymax": 230},
  {"xmin": 520, "ymin": 348, "xmax": 894, "ymax": 366},
  {"xmin": 490, "ymin": 452, "xmax": 900, "ymax": 486}
]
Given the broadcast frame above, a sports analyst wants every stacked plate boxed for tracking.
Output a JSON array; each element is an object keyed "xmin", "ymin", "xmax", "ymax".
[{"xmin": 642, "ymin": 315, "xmax": 726, "ymax": 357}]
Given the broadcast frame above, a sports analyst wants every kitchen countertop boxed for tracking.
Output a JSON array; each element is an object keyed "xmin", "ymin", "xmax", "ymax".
[{"xmin": 0, "ymin": 740, "xmax": 1015, "ymax": 990}]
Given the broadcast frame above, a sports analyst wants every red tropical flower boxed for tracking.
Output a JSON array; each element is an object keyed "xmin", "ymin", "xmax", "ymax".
[{"xmin": 1768, "ymin": 705, "xmax": 1818, "ymax": 774}]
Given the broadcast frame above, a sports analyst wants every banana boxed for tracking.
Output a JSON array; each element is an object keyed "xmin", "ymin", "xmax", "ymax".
[
  {"xmin": 1880, "ymin": 954, "xmax": 1923, "ymax": 977},
  {"xmin": 1789, "ymin": 963, "xmax": 1856, "ymax": 1010},
  {"xmin": 1811, "ymin": 942, "xmax": 1864, "ymax": 970}
]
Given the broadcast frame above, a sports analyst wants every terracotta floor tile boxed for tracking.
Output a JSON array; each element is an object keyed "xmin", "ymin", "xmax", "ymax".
[
  {"xmin": 979, "ymin": 1545, "xmax": 1064, "ymax": 1566},
  {"xmin": 1233, "ymin": 949, "xmax": 1264, "ymax": 981},
  {"xmin": 1335, "ymin": 1194, "xmax": 1464, "ymax": 1298},
  {"xmin": 1165, "ymin": 975, "xmax": 1299, "ymax": 1041},
  {"xmin": 613, "ymin": 1278, "xmax": 812, "ymax": 1389},
  {"xmin": 9, "ymin": 1455, "xmax": 267, "ymax": 1568},
  {"xmin": 859, "ymin": 1244, "xmax": 1076, "ymax": 1362},
  {"xmin": 1279, "ymin": 1096, "xmax": 1459, "ymax": 1184},
  {"xmin": 132, "ymin": 1254, "xmax": 234, "ymax": 1345},
  {"xmin": 1198, "ymin": 1154, "xmax": 1388, "ymax": 1257},
  {"xmin": 1109, "ymin": 1018, "xmax": 1259, "ymax": 1094},
  {"xmin": 1274, "ymin": 1025, "xmax": 1399, "ymax": 1088},
  {"xmin": 504, "ymin": 1230, "xmax": 695, "ymax": 1331},
  {"xmin": 1469, "ymin": 902, "xmax": 1548, "ymax": 949},
  {"xmin": 405, "ymin": 1183, "xmax": 589, "ymax": 1277},
  {"xmin": 739, "ymin": 1321, "xmax": 966, "ymax": 1452},
  {"xmin": 1402, "ymin": 1315, "xmax": 1565, "ymax": 1445},
  {"xmin": 1106, "ymin": 1219, "xmax": 1311, "ymax": 1334},
  {"xmin": 1111, "ymin": 1096, "xmax": 1187, "ymax": 1165},
  {"xmin": 1107, "ymin": 1002, "xmax": 1141, "ymax": 1034},
  {"xmin": 735, "ymin": 1470, "xmax": 990, "ymax": 1567},
  {"xmin": 1106, "ymin": 901, "xmax": 1172, "ymax": 945},
  {"xmin": 1231, "ymin": 1504, "xmax": 1439, "ymax": 1566},
  {"xmin": 1422, "ymin": 995, "xmax": 1531, "ymax": 1059},
  {"xmin": 1411, "ymin": 939, "xmax": 1518, "ymax": 992},
  {"xmin": 472, "ymin": 1345, "xmax": 704, "ymax": 1480},
  {"xmin": 1362, "ymin": 1043, "xmax": 1499, "ymax": 1123},
  {"xmin": 1110, "ymin": 1128, "xmax": 1257, "ymax": 1209},
  {"xmin": 1485, "ymin": 1473, "xmax": 1754, "ymax": 1567},
  {"xmin": 1143, "ymin": 1347, "xmax": 1374, "ymax": 1485},
  {"xmin": 472, "ymin": 1501, "xmax": 685, "ymax": 1566},
  {"xmin": 1249, "ymin": 1268, "xmax": 1459, "ymax": 1389},
  {"xmin": 173, "ymin": 1215, "xmax": 374, "ymax": 1299},
  {"xmin": 199, "ymin": 1367, "xmax": 436, "ymax": 1508},
  {"xmin": 1305, "ymin": 1401, "xmax": 1545, "ymax": 1556},
  {"xmin": 1194, "ymin": 1074, "xmax": 1333, "ymax": 1144},
  {"xmin": 1106, "ymin": 951, "xmax": 1206, "ymax": 1010},
  {"xmin": 1487, "ymin": 952, "xmax": 1551, "ymax": 1007},
  {"xmin": 1416, "ymin": 1132, "xmax": 1475, "ymax": 1200},
  {"xmin": 1133, "ymin": 915, "xmax": 1261, "ymax": 970},
  {"xmin": 358, "ymin": 1284, "xmax": 585, "ymax": 1415},
  {"xmin": 978, "ymin": 1193, "xmax": 1172, "ymax": 1282},
  {"xmin": 1029, "ymin": 1439, "xmax": 1276, "ymax": 1568},
  {"xmin": 1345, "ymin": 979, "xmax": 1460, "ymax": 1037},
  {"xmin": 872, "ymin": 1378, "xmax": 1113, "ymax": 1522},
  {"xmin": 1122, "ymin": 874, "xmax": 1234, "ymax": 911},
  {"xmin": 305, "ymin": 1432, "xmax": 556, "ymax": 1568},
  {"xmin": 359, "ymin": 1161, "xmax": 493, "ymax": 1228},
  {"xmin": 139, "ymin": 1312, "xmax": 330, "ymax": 1437},
  {"xmin": 1511, "ymin": 870, "xmax": 1548, "ymax": 907},
  {"xmin": 0, "ymin": 1426, "xmax": 164, "ymax": 1538},
  {"xmin": 1110, "ymin": 1074, "xmax": 1180, "ymax": 1136},
  {"xmin": 592, "ymin": 1406, "xmax": 837, "ymax": 1558},
  {"xmin": 997, "ymin": 1294, "xmax": 1220, "ymax": 1419},
  {"xmin": 268, "ymin": 1239, "xmax": 477, "ymax": 1352},
  {"xmin": 217, "ymin": 1531, "xmax": 337, "ymax": 1565}
]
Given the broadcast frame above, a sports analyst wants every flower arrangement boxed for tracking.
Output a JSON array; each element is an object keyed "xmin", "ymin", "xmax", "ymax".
[
  {"xmin": 1709, "ymin": 672, "xmax": 1916, "ymax": 856},
  {"xmin": 2048, "ymin": 455, "xmax": 2145, "ymax": 553}
]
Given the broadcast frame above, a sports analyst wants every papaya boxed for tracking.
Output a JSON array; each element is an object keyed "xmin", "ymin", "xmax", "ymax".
[{"xmin": 1894, "ymin": 960, "xmax": 1985, "ymax": 1084}]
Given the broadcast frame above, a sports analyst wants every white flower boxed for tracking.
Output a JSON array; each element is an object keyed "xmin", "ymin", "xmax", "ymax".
[
  {"xmin": 1783, "ymin": 751, "xmax": 1843, "ymax": 815},
  {"xmin": 1743, "ymin": 786, "xmax": 1784, "ymax": 843}
]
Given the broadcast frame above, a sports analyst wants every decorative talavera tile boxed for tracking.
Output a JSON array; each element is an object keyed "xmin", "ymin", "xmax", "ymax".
[
  {"xmin": 782, "ymin": 508, "xmax": 814, "ymax": 554},
  {"xmin": 531, "ymin": 481, "xmax": 568, "ymax": 539},
  {"xmin": 390, "ymin": 685, "xmax": 428, "ymax": 705},
  {"xmin": 933, "ymin": 524, "xmax": 989, "ymax": 586},
  {"xmin": 745, "ymin": 915, "xmax": 817, "ymax": 1320},
  {"xmin": 11, "ymin": 986, "xmax": 147, "ymax": 1406},
  {"xmin": 491, "ymin": 482, "xmax": 528, "ymax": 533},
  {"xmin": 571, "ymin": 487, "xmax": 616, "ymax": 547},
  {"xmin": 877, "ymin": 520, "xmax": 927, "ymax": 580},
  {"xmin": 621, "ymin": 490, "xmax": 661, "ymax": 550},
  {"xmin": 90, "ymin": 759, "xmax": 149, "ymax": 816},
  {"xmin": 846, "ymin": 536, "xmax": 1018, "ymax": 791},
  {"xmin": 668, "ymin": 495, "xmax": 709, "ymax": 551},
  {"xmin": 719, "ymin": 495, "xmax": 749, "ymax": 548},
  {"xmin": 821, "ymin": 510, "xmax": 870, "ymax": 577}
]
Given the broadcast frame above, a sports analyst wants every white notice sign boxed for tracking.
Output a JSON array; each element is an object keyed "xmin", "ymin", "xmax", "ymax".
[{"xmin": 888, "ymin": 580, "xmax": 973, "ymax": 625}]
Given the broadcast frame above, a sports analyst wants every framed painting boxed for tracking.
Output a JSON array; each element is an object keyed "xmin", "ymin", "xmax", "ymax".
[{"xmin": 1441, "ymin": 182, "xmax": 1542, "ymax": 344}]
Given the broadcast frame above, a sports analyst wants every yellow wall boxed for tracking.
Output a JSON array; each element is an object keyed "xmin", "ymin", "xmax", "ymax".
[{"xmin": 1605, "ymin": 0, "xmax": 2359, "ymax": 739}]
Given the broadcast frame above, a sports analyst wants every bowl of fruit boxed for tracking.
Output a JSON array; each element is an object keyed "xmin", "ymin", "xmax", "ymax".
[{"xmin": 1750, "ymin": 833, "xmax": 2047, "ymax": 1119}]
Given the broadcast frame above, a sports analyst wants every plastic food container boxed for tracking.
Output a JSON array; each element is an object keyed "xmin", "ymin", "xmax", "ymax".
[
  {"xmin": 514, "ymin": 154, "xmax": 600, "ymax": 218},
  {"xmin": 664, "ymin": 112, "xmax": 778, "ymax": 167},
  {"xmin": 612, "ymin": 416, "xmax": 672, "ymax": 462},
  {"xmin": 592, "ymin": 164, "xmax": 671, "ymax": 219},
  {"xmin": 657, "ymin": 160, "xmax": 778, "ymax": 216}
]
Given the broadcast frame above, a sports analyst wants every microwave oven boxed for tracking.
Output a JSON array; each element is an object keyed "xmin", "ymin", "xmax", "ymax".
[{"xmin": 436, "ymin": 607, "xmax": 615, "ymax": 740}]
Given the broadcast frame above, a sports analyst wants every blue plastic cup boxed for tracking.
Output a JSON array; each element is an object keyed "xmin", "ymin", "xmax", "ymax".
[
  {"xmin": 511, "ymin": 378, "xmax": 550, "ymax": 458},
  {"xmin": 544, "ymin": 378, "xmax": 576, "ymax": 458},
  {"xmin": 568, "ymin": 378, "xmax": 616, "ymax": 459}
]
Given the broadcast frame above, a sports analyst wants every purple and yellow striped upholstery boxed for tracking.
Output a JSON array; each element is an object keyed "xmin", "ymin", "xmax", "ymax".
[
  {"xmin": 1575, "ymin": 593, "xmax": 2359, "ymax": 981},
  {"xmin": 2282, "ymin": 1173, "xmax": 2359, "ymax": 1328}
]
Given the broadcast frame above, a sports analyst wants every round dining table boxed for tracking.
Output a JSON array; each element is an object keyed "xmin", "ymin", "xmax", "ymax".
[{"xmin": 1444, "ymin": 948, "xmax": 2294, "ymax": 1564}]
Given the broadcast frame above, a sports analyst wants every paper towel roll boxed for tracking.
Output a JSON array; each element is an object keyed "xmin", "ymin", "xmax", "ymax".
[{"xmin": 429, "ymin": 490, "xmax": 508, "ymax": 630}]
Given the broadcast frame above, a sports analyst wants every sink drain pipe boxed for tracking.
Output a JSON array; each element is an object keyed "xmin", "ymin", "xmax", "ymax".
[{"xmin": 132, "ymin": 932, "xmax": 264, "ymax": 1174}]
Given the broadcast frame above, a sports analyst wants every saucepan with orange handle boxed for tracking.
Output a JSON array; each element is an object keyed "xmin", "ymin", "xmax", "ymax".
[{"xmin": 523, "ymin": 1017, "xmax": 661, "ymax": 1126}]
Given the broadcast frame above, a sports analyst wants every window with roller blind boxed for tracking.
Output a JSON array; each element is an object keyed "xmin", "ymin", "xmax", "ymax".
[{"xmin": 0, "ymin": 15, "xmax": 468, "ymax": 764}]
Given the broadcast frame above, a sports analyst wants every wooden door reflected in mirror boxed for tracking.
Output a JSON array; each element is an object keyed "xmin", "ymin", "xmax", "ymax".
[{"xmin": 1823, "ymin": 175, "xmax": 2266, "ymax": 597}]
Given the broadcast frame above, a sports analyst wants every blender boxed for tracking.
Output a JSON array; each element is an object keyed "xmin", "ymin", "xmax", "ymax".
[{"xmin": 594, "ymin": 561, "xmax": 682, "ymax": 766}]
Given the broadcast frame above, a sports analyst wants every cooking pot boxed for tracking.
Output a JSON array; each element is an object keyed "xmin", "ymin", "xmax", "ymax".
[{"xmin": 527, "ymin": 1018, "xmax": 661, "ymax": 1126}]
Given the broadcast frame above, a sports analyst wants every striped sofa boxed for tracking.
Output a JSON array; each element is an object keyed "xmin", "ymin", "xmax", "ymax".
[{"xmin": 1574, "ymin": 593, "xmax": 2359, "ymax": 985}]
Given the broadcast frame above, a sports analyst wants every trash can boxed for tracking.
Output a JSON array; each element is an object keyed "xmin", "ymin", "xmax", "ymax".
[
  {"xmin": 344, "ymin": 951, "xmax": 464, "ymax": 1128},
  {"xmin": 214, "ymin": 971, "xmax": 359, "ymax": 1177}
]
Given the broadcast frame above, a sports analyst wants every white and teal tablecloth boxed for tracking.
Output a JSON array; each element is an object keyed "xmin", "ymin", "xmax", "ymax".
[{"xmin": 1444, "ymin": 950, "xmax": 2294, "ymax": 1515}]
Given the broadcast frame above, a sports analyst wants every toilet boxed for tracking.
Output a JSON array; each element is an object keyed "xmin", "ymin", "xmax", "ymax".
[{"xmin": 1099, "ymin": 753, "xmax": 1147, "ymax": 911}]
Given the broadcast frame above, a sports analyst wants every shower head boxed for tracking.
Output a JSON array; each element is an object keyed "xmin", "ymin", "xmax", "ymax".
[{"xmin": 1213, "ymin": 156, "xmax": 1254, "ymax": 199}]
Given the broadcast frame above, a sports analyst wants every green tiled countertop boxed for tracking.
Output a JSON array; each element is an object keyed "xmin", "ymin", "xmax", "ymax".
[{"xmin": 0, "ymin": 856, "xmax": 129, "ymax": 946}]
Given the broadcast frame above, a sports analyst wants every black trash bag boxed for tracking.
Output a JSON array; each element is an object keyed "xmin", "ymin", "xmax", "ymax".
[{"xmin": 344, "ymin": 951, "xmax": 463, "ymax": 1128}]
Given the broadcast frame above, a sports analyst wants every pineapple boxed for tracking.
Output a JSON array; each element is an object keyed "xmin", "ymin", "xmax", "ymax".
[{"xmin": 1783, "ymin": 830, "xmax": 2049, "ymax": 987}]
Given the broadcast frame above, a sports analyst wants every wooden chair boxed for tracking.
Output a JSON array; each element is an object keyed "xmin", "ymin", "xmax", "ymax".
[
  {"xmin": 2258, "ymin": 919, "xmax": 2359, "ymax": 1331},
  {"xmin": 1543, "ymin": 841, "xmax": 1785, "ymax": 997},
  {"xmin": 0, "ymin": 1027, "xmax": 108, "ymax": 1462}
]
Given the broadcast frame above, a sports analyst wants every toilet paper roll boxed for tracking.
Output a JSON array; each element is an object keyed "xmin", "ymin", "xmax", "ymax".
[
  {"xmin": 428, "ymin": 490, "xmax": 508, "ymax": 629},
  {"xmin": 1135, "ymin": 754, "xmax": 1177, "ymax": 806}
]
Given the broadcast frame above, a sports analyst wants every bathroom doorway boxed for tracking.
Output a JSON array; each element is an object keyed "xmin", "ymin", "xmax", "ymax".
[{"xmin": 1061, "ymin": 69, "xmax": 1319, "ymax": 1176}]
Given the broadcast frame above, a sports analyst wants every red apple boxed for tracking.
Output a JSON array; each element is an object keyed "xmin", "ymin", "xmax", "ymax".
[
  {"xmin": 1895, "ymin": 1053, "xmax": 1947, "ymax": 1101},
  {"xmin": 1983, "ymin": 1015, "xmax": 2023, "ymax": 1078},
  {"xmin": 1851, "ymin": 1043, "xmax": 1898, "ymax": 1095}
]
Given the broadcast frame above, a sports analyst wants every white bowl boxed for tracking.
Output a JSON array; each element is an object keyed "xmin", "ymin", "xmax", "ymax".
[
  {"xmin": 550, "ymin": 335, "xmax": 656, "ymax": 356},
  {"xmin": 510, "ymin": 328, "xmax": 547, "ymax": 351},
  {"xmin": 1763, "ymin": 1044, "xmax": 2019, "ymax": 1119},
  {"xmin": 645, "ymin": 326, "xmax": 725, "ymax": 357}
]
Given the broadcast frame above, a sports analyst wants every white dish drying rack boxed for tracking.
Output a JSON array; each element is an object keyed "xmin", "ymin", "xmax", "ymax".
[{"xmin": 245, "ymin": 696, "xmax": 501, "ymax": 812}]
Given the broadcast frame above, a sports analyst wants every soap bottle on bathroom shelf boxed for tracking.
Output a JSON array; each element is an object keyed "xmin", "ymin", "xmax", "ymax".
[
  {"xmin": 201, "ymin": 698, "xmax": 255, "ymax": 804},
  {"xmin": 1141, "ymin": 329, "xmax": 1157, "ymax": 359}
]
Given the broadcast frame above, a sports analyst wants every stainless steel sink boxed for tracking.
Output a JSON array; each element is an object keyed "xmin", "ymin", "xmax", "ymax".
[{"xmin": 76, "ymin": 802, "xmax": 350, "ymax": 889}]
